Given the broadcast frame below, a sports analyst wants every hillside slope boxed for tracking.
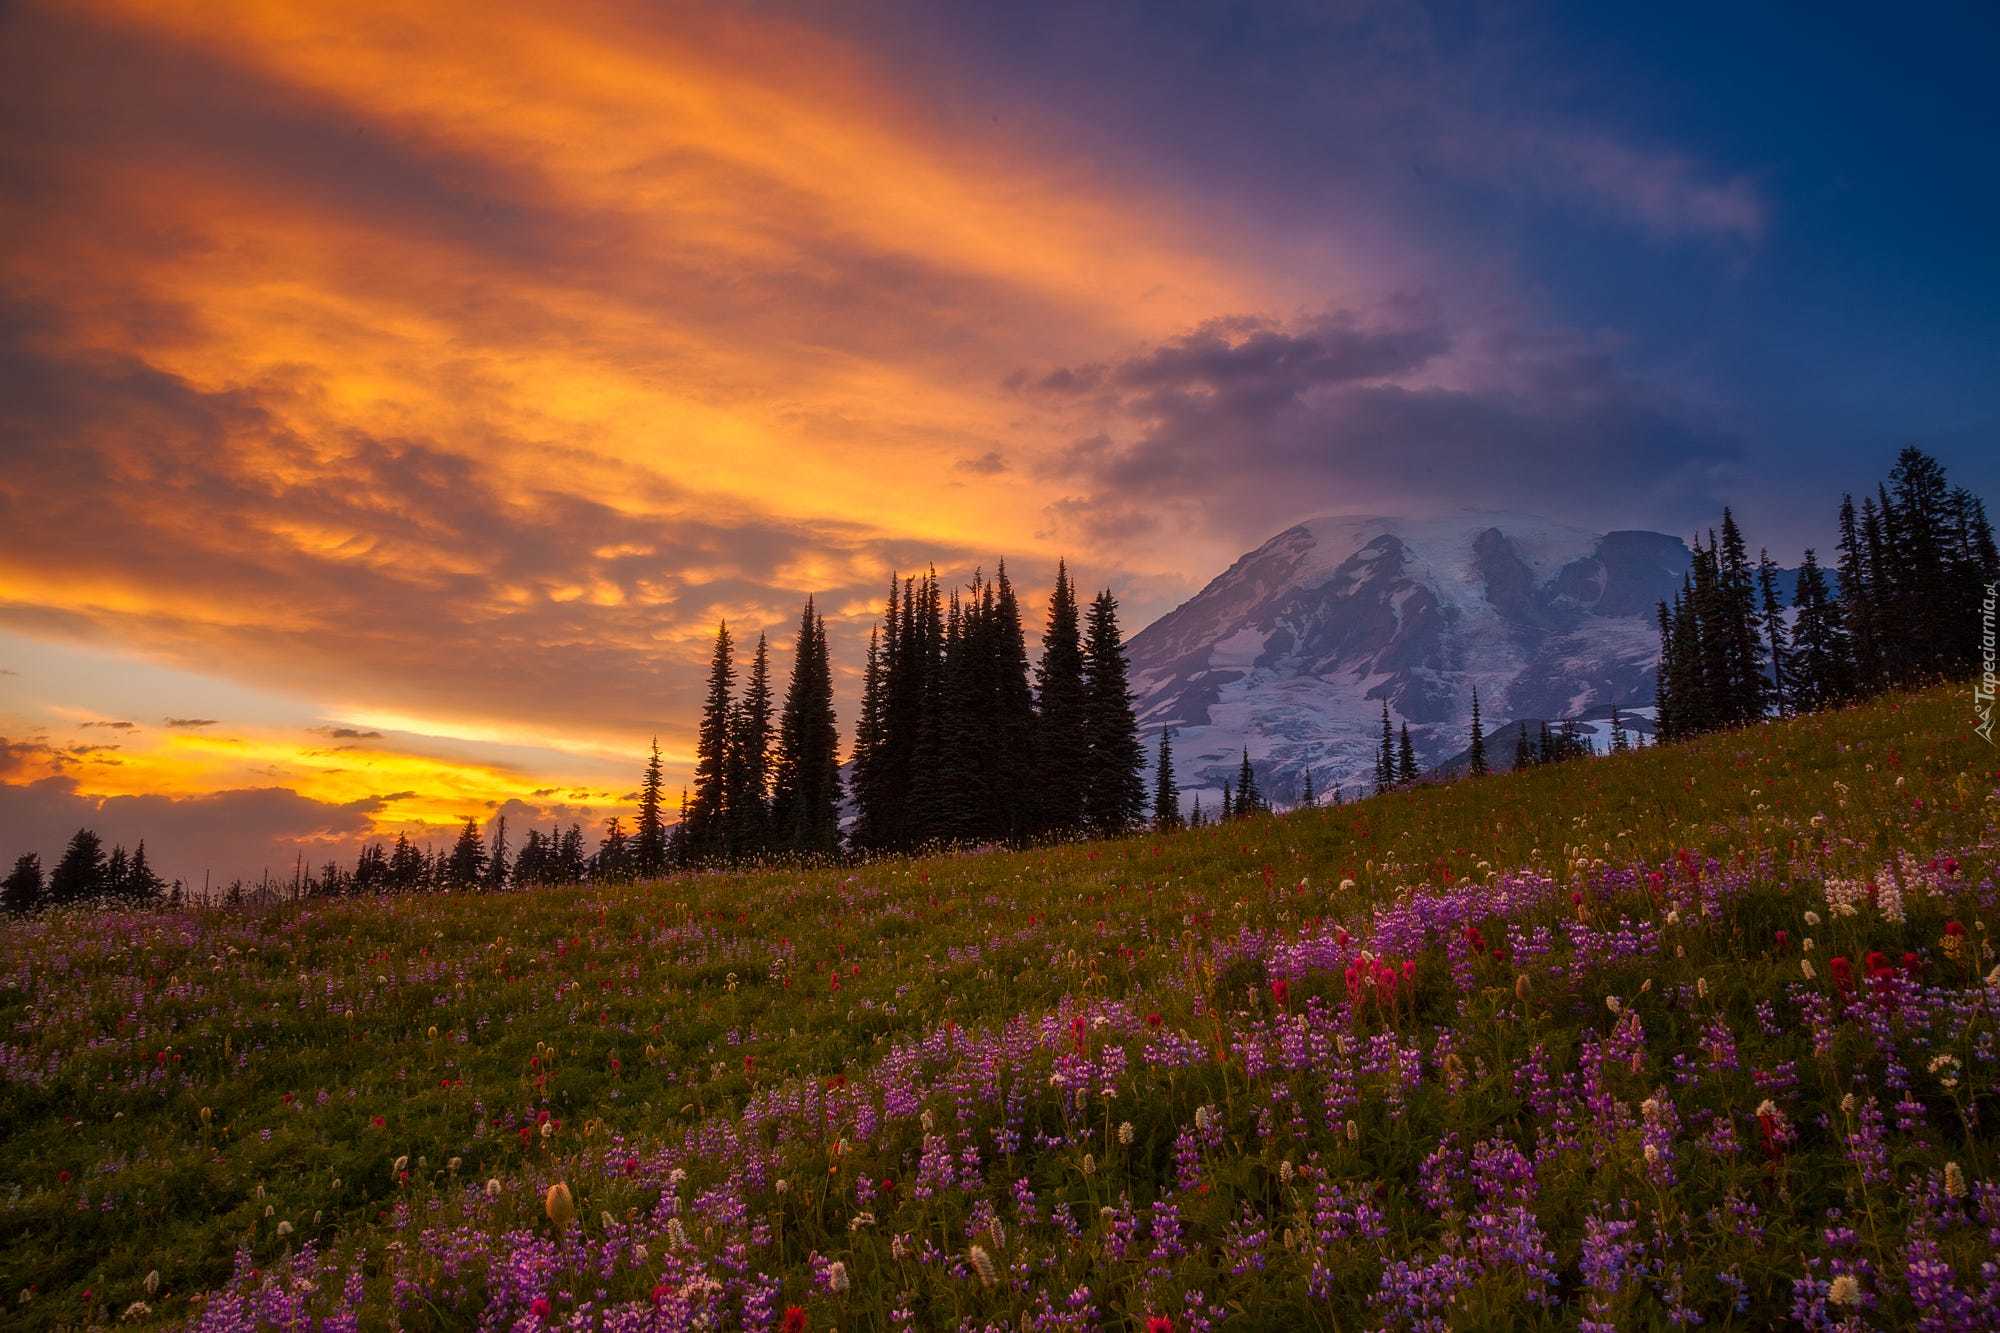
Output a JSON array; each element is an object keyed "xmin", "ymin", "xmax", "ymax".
[{"xmin": 1, "ymin": 684, "xmax": 1995, "ymax": 1330}]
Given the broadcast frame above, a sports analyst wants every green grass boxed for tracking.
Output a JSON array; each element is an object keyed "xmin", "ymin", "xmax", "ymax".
[{"xmin": 1, "ymin": 682, "xmax": 1996, "ymax": 1329}]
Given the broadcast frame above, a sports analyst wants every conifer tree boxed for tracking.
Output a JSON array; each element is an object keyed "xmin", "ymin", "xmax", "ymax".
[
  {"xmin": 1396, "ymin": 724, "xmax": 1417, "ymax": 786},
  {"xmin": 686, "ymin": 622, "xmax": 736, "ymax": 862},
  {"xmin": 1033, "ymin": 562, "xmax": 1090, "ymax": 838},
  {"xmin": 727, "ymin": 634, "xmax": 774, "ymax": 857},
  {"xmin": 1082, "ymin": 589, "xmax": 1146, "ymax": 836},
  {"xmin": 105, "ymin": 844, "xmax": 129, "ymax": 900},
  {"xmin": 559, "ymin": 824, "xmax": 587, "ymax": 882},
  {"xmin": 1300, "ymin": 769, "xmax": 1316, "ymax": 808},
  {"xmin": 595, "ymin": 816, "xmax": 630, "ymax": 881},
  {"xmin": 49, "ymin": 828, "xmax": 106, "ymax": 905},
  {"xmin": 1234, "ymin": 748, "xmax": 1261, "ymax": 817},
  {"xmin": 1375, "ymin": 701, "xmax": 1395, "ymax": 794},
  {"xmin": 634, "ymin": 737, "xmax": 669, "ymax": 877},
  {"xmin": 1220, "ymin": 780, "xmax": 1233, "ymax": 822},
  {"xmin": 1467, "ymin": 688, "xmax": 1488, "ymax": 777},
  {"xmin": 988, "ymin": 562, "xmax": 1040, "ymax": 842},
  {"xmin": 1788, "ymin": 548, "xmax": 1853, "ymax": 712},
  {"xmin": 1756, "ymin": 549, "xmax": 1790, "ymax": 715},
  {"xmin": 1189, "ymin": 794, "xmax": 1204, "ymax": 828},
  {"xmin": 1716, "ymin": 509, "xmax": 1767, "ymax": 723},
  {"xmin": 390, "ymin": 834, "xmax": 425, "ymax": 891},
  {"xmin": 127, "ymin": 841, "xmax": 164, "ymax": 904},
  {"xmin": 1513, "ymin": 727, "xmax": 1531, "ymax": 773},
  {"xmin": 1152, "ymin": 728, "xmax": 1181, "ymax": 831},
  {"xmin": 2, "ymin": 853, "xmax": 43, "ymax": 914},
  {"xmin": 484, "ymin": 816, "xmax": 509, "ymax": 891},
  {"xmin": 1609, "ymin": 704, "xmax": 1630, "ymax": 753},
  {"xmin": 770, "ymin": 601, "xmax": 841, "ymax": 856},
  {"xmin": 848, "ymin": 624, "xmax": 891, "ymax": 852},
  {"xmin": 445, "ymin": 818, "xmax": 486, "ymax": 888}
]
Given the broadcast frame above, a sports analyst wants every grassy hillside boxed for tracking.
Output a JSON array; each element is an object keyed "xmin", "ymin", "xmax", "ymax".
[{"xmin": 2, "ymin": 683, "xmax": 1997, "ymax": 1329}]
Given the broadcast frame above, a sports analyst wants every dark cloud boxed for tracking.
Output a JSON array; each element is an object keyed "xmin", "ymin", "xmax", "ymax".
[
  {"xmin": 79, "ymin": 719, "xmax": 138, "ymax": 730},
  {"xmin": 0, "ymin": 773, "xmax": 383, "ymax": 889},
  {"xmin": 163, "ymin": 717, "xmax": 219, "ymax": 728},
  {"xmin": 1027, "ymin": 308, "xmax": 1744, "ymax": 548},
  {"xmin": 953, "ymin": 449, "xmax": 1009, "ymax": 475},
  {"xmin": 314, "ymin": 727, "xmax": 384, "ymax": 740}
]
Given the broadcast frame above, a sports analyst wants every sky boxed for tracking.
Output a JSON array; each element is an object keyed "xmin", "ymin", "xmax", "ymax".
[{"xmin": 2, "ymin": 0, "xmax": 1996, "ymax": 885}]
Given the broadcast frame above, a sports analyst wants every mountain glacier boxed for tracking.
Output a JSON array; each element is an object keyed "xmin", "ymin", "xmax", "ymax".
[{"xmin": 1126, "ymin": 511, "xmax": 1690, "ymax": 809}]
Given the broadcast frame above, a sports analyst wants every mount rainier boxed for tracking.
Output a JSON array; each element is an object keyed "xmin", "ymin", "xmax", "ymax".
[{"xmin": 1127, "ymin": 511, "xmax": 1695, "ymax": 809}]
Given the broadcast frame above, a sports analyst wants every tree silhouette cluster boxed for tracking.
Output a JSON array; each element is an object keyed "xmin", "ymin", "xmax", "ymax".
[{"xmin": 1658, "ymin": 447, "xmax": 1996, "ymax": 739}]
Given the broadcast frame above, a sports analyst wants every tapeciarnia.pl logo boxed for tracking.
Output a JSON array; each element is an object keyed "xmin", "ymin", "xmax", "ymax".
[{"xmin": 1978, "ymin": 581, "xmax": 1997, "ymax": 744}]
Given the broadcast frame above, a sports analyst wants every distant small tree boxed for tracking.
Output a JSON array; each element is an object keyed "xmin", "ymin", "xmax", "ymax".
[
  {"xmin": 1513, "ymin": 728, "xmax": 1532, "ymax": 773},
  {"xmin": 634, "ymin": 738, "xmax": 669, "ymax": 877},
  {"xmin": 1220, "ymin": 780, "xmax": 1233, "ymax": 822},
  {"xmin": 1467, "ymin": 689, "xmax": 1488, "ymax": 778},
  {"xmin": 1235, "ymin": 748, "xmax": 1262, "ymax": 817},
  {"xmin": 1396, "ymin": 725, "xmax": 1418, "ymax": 786},
  {"xmin": 1610, "ymin": 704, "xmax": 1630, "ymax": 753},
  {"xmin": 596, "ymin": 816, "xmax": 631, "ymax": 881},
  {"xmin": 1299, "ymin": 769, "xmax": 1316, "ymax": 808},
  {"xmin": 127, "ymin": 841, "xmax": 165, "ymax": 904},
  {"xmin": 444, "ymin": 818, "xmax": 486, "ymax": 888},
  {"xmin": 484, "ymin": 816, "xmax": 510, "ymax": 891},
  {"xmin": 1152, "ymin": 729, "xmax": 1181, "ymax": 831},
  {"xmin": 1375, "ymin": 702, "xmax": 1395, "ymax": 794}
]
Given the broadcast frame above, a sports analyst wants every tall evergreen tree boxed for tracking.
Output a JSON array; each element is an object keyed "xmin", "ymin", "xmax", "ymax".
[
  {"xmin": 727, "ymin": 634, "xmax": 774, "ymax": 857},
  {"xmin": 633, "ymin": 737, "xmax": 669, "ymax": 877},
  {"xmin": 1513, "ymin": 727, "xmax": 1532, "ymax": 773},
  {"xmin": 1300, "ymin": 769, "xmax": 1316, "ymax": 808},
  {"xmin": 1234, "ymin": 748, "xmax": 1261, "ymax": 818},
  {"xmin": 685, "ymin": 621, "xmax": 736, "ymax": 862},
  {"xmin": 48, "ymin": 828, "xmax": 106, "ymax": 905},
  {"xmin": 1467, "ymin": 688, "xmax": 1489, "ymax": 777},
  {"xmin": 1152, "ymin": 728, "xmax": 1181, "ymax": 831},
  {"xmin": 2, "ymin": 853, "xmax": 43, "ymax": 914},
  {"xmin": 105, "ymin": 844, "xmax": 129, "ymax": 900},
  {"xmin": 1396, "ymin": 724, "xmax": 1418, "ymax": 786},
  {"xmin": 1609, "ymin": 704, "xmax": 1630, "ymax": 753},
  {"xmin": 1756, "ymin": 548, "xmax": 1791, "ymax": 715},
  {"xmin": 1375, "ymin": 701, "xmax": 1395, "ymax": 794},
  {"xmin": 988, "ymin": 562, "xmax": 1040, "ymax": 843},
  {"xmin": 1220, "ymin": 780, "xmax": 1233, "ymax": 822},
  {"xmin": 770, "ymin": 601, "xmax": 842, "ymax": 856},
  {"xmin": 1835, "ymin": 494, "xmax": 1880, "ymax": 694},
  {"xmin": 1788, "ymin": 548, "xmax": 1853, "ymax": 712},
  {"xmin": 1716, "ymin": 509, "xmax": 1768, "ymax": 723},
  {"xmin": 1082, "ymin": 589, "xmax": 1146, "ymax": 836},
  {"xmin": 848, "ymin": 623, "xmax": 892, "ymax": 852},
  {"xmin": 1033, "ymin": 562, "xmax": 1090, "ymax": 838}
]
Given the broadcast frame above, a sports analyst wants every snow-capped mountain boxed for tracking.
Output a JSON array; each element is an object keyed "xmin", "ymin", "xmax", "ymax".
[{"xmin": 1128, "ymin": 511, "xmax": 1692, "ymax": 809}]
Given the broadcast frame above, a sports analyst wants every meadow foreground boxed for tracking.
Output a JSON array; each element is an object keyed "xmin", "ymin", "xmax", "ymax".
[{"xmin": 3, "ymin": 683, "xmax": 1998, "ymax": 1330}]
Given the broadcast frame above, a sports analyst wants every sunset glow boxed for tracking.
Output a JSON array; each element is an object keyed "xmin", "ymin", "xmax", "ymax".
[{"xmin": 4, "ymin": 0, "xmax": 1996, "ymax": 883}]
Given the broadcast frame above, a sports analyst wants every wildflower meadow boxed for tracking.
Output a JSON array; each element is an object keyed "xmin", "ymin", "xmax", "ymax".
[{"xmin": 3, "ymin": 681, "xmax": 1998, "ymax": 1330}]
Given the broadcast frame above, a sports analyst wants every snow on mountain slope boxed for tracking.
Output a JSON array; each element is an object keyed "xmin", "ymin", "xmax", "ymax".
[{"xmin": 1127, "ymin": 511, "xmax": 1689, "ymax": 810}]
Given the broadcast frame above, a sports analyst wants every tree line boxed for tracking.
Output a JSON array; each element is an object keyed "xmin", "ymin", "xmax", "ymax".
[
  {"xmin": 1, "ymin": 559, "xmax": 1153, "ymax": 911},
  {"xmin": 7, "ymin": 447, "xmax": 1992, "ymax": 914},
  {"xmin": 1657, "ymin": 446, "xmax": 1996, "ymax": 739}
]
